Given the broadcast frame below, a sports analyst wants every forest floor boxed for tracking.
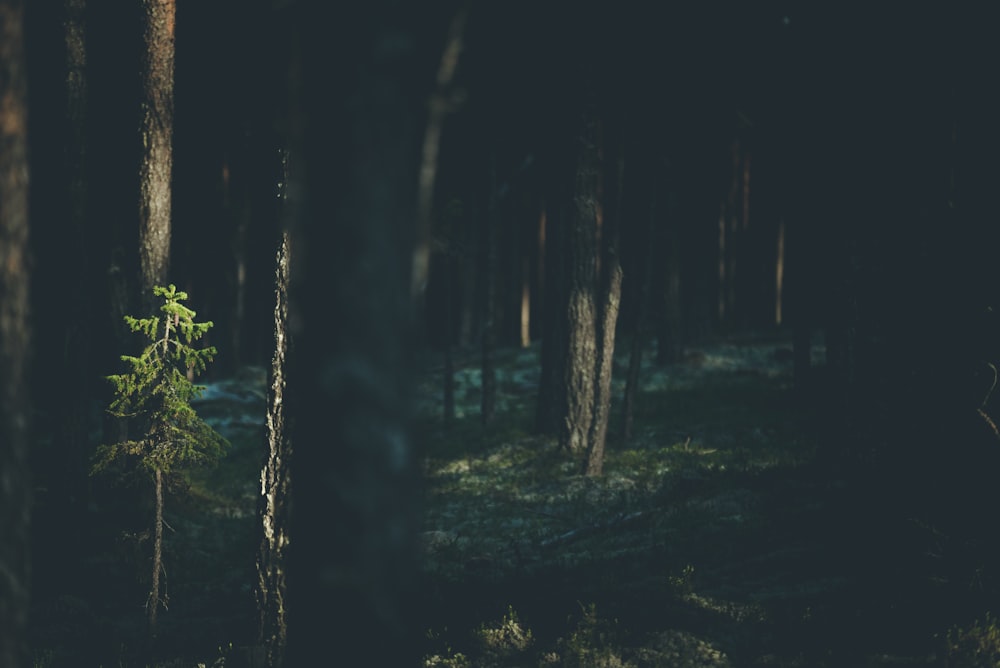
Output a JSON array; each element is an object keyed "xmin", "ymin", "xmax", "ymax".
[
  {"xmin": 28, "ymin": 334, "xmax": 1000, "ymax": 666},
  {"xmin": 413, "ymin": 336, "xmax": 999, "ymax": 668}
]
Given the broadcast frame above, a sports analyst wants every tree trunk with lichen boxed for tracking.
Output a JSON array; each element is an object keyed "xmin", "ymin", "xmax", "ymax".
[
  {"xmin": 0, "ymin": 2, "xmax": 32, "ymax": 665},
  {"xmin": 138, "ymin": 0, "xmax": 174, "ymax": 313},
  {"xmin": 257, "ymin": 230, "xmax": 292, "ymax": 667}
]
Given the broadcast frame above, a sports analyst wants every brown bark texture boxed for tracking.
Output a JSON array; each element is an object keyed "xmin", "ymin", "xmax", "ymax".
[
  {"xmin": 584, "ymin": 256, "xmax": 622, "ymax": 475},
  {"xmin": 560, "ymin": 99, "xmax": 601, "ymax": 456},
  {"xmin": 0, "ymin": 1, "xmax": 32, "ymax": 665},
  {"xmin": 138, "ymin": 0, "xmax": 175, "ymax": 308},
  {"xmin": 584, "ymin": 133, "xmax": 624, "ymax": 475},
  {"xmin": 149, "ymin": 467, "xmax": 164, "ymax": 637}
]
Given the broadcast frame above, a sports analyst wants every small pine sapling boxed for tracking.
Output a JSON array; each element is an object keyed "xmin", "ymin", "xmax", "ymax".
[{"xmin": 92, "ymin": 284, "xmax": 229, "ymax": 639}]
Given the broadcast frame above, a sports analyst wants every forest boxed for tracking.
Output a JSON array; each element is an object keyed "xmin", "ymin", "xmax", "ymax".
[{"xmin": 4, "ymin": 1, "xmax": 1000, "ymax": 666}]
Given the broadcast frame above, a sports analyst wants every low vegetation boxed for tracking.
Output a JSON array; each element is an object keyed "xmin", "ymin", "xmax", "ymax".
[
  {"xmin": 416, "ymin": 337, "xmax": 1000, "ymax": 667},
  {"xmin": 30, "ymin": 335, "xmax": 1000, "ymax": 666}
]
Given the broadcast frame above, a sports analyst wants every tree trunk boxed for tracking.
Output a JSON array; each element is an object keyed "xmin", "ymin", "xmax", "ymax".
[
  {"xmin": 53, "ymin": 0, "xmax": 92, "ymax": 578},
  {"xmin": 228, "ymin": 157, "xmax": 250, "ymax": 372},
  {"xmin": 622, "ymin": 190, "xmax": 656, "ymax": 445},
  {"xmin": 535, "ymin": 196, "xmax": 567, "ymax": 436},
  {"xmin": 148, "ymin": 466, "xmax": 164, "ymax": 640},
  {"xmin": 583, "ymin": 127, "xmax": 624, "ymax": 476},
  {"xmin": 138, "ymin": 0, "xmax": 175, "ymax": 311},
  {"xmin": 560, "ymin": 96, "xmax": 601, "ymax": 456},
  {"xmin": 659, "ymin": 216, "xmax": 682, "ymax": 364},
  {"xmin": 0, "ymin": 2, "xmax": 32, "ymax": 664},
  {"xmin": 257, "ymin": 229, "xmax": 292, "ymax": 667},
  {"xmin": 286, "ymin": 3, "xmax": 432, "ymax": 664},
  {"xmin": 443, "ymin": 253, "xmax": 455, "ymax": 424},
  {"xmin": 481, "ymin": 153, "xmax": 499, "ymax": 427},
  {"xmin": 584, "ymin": 255, "xmax": 622, "ymax": 475}
]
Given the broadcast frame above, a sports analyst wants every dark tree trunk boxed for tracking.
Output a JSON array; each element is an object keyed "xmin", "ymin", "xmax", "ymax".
[
  {"xmin": 481, "ymin": 153, "xmax": 499, "ymax": 427},
  {"xmin": 822, "ymin": 232, "xmax": 861, "ymax": 460},
  {"xmin": 519, "ymin": 253, "xmax": 531, "ymax": 347},
  {"xmin": 656, "ymin": 186, "xmax": 683, "ymax": 365},
  {"xmin": 148, "ymin": 466, "xmax": 164, "ymax": 640},
  {"xmin": 535, "ymin": 196, "xmax": 567, "ymax": 435},
  {"xmin": 443, "ymin": 253, "xmax": 456, "ymax": 424},
  {"xmin": 285, "ymin": 4, "xmax": 433, "ymax": 664},
  {"xmin": 584, "ymin": 252, "xmax": 622, "ymax": 475},
  {"xmin": 622, "ymin": 190, "xmax": 656, "ymax": 445},
  {"xmin": 458, "ymin": 212, "xmax": 479, "ymax": 346},
  {"xmin": 257, "ymin": 228, "xmax": 292, "ymax": 666},
  {"xmin": 0, "ymin": 2, "xmax": 32, "ymax": 664},
  {"xmin": 560, "ymin": 96, "xmax": 601, "ymax": 456},
  {"xmin": 584, "ymin": 132, "xmax": 624, "ymax": 475},
  {"xmin": 414, "ymin": 8, "xmax": 465, "ymax": 302},
  {"xmin": 53, "ymin": 0, "xmax": 92, "ymax": 574},
  {"xmin": 224, "ymin": 148, "xmax": 251, "ymax": 373},
  {"xmin": 138, "ymin": 0, "xmax": 174, "ymax": 311}
]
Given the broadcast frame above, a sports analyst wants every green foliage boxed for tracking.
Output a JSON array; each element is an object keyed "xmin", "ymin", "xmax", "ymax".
[
  {"xmin": 667, "ymin": 564, "xmax": 696, "ymax": 597},
  {"xmin": 475, "ymin": 605, "xmax": 535, "ymax": 664},
  {"xmin": 92, "ymin": 284, "xmax": 228, "ymax": 477},
  {"xmin": 945, "ymin": 613, "xmax": 1000, "ymax": 667},
  {"xmin": 557, "ymin": 603, "xmax": 634, "ymax": 668}
]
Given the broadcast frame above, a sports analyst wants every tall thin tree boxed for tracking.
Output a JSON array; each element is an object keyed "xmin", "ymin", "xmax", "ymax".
[
  {"xmin": 481, "ymin": 151, "xmax": 499, "ymax": 427},
  {"xmin": 257, "ymin": 229, "xmax": 292, "ymax": 666},
  {"xmin": 285, "ymin": 2, "xmax": 440, "ymax": 664},
  {"xmin": 256, "ymin": 7, "xmax": 298, "ymax": 660},
  {"xmin": 0, "ymin": 2, "xmax": 33, "ymax": 664},
  {"xmin": 55, "ymin": 0, "xmax": 92, "ymax": 568},
  {"xmin": 621, "ymin": 171, "xmax": 656, "ymax": 445},
  {"xmin": 560, "ymin": 94, "xmax": 602, "ymax": 456},
  {"xmin": 138, "ymin": 0, "xmax": 175, "ymax": 310},
  {"xmin": 582, "ymin": 117, "xmax": 624, "ymax": 476}
]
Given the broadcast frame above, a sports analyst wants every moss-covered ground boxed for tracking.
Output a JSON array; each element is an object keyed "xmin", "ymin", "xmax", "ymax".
[
  {"xmin": 414, "ymin": 337, "xmax": 1000, "ymax": 667},
  {"xmin": 28, "ymin": 336, "xmax": 1000, "ymax": 666}
]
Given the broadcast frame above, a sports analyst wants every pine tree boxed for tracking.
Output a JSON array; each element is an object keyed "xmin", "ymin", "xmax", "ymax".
[{"xmin": 92, "ymin": 284, "xmax": 228, "ymax": 641}]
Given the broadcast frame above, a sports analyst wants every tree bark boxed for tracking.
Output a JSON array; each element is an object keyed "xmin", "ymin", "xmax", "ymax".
[
  {"xmin": 584, "ymin": 255, "xmax": 622, "ymax": 475},
  {"xmin": 138, "ymin": 0, "xmax": 175, "ymax": 311},
  {"xmin": 257, "ymin": 229, "xmax": 292, "ymax": 667},
  {"xmin": 560, "ymin": 96, "xmax": 601, "ymax": 456},
  {"xmin": 584, "ymin": 127, "xmax": 624, "ymax": 476},
  {"xmin": 149, "ymin": 466, "xmax": 164, "ymax": 639},
  {"xmin": 0, "ymin": 2, "xmax": 32, "ymax": 664}
]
